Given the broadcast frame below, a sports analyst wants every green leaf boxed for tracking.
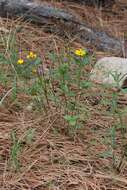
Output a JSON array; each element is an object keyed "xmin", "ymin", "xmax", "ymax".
[
  {"xmin": 122, "ymin": 88, "xmax": 127, "ymax": 93},
  {"xmin": 82, "ymin": 56, "xmax": 90, "ymax": 65},
  {"xmin": 60, "ymin": 83, "xmax": 69, "ymax": 93},
  {"xmin": 48, "ymin": 52, "xmax": 57, "ymax": 62},
  {"xmin": 80, "ymin": 81, "xmax": 92, "ymax": 89},
  {"xmin": 99, "ymin": 150, "xmax": 113, "ymax": 159},
  {"xmin": 58, "ymin": 63, "xmax": 69, "ymax": 75},
  {"xmin": 67, "ymin": 91, "xmax": 76, "ymax": 97},
  {"xmin": 75, "ymin": 125, "xmax": 81, "ymax": 129},
  {"xmin": 64, "ymin": 115, "xmax": 78, "ymax": 126},
  {"xmin": 33, "ymin": 57, "xmax": 42, "ymax": 65}
]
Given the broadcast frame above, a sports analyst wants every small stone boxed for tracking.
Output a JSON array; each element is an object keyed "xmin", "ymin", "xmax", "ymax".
[{"xmin": 90, "ymin": 57, "xmax": 127, "ymax": 88}]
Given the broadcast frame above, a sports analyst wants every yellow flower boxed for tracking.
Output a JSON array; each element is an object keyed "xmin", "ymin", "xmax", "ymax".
[
  {"xmin": 27, "ymin": 51, "xmax": 37, "ymax": 59},
  {"xmin": 74, "ymin": 48, "xmax": 87, "ymax": 57},
  {"xmin": 17, "ymin": 59, "xmax": 24, "ymax": 65}
]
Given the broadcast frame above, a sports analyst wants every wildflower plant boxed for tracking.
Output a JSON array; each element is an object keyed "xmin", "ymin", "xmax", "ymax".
[
  {"xmin": 17, "ymin": 58, "xmax": 24, "ymax": 65},
  {"xmin": 99, "ymin": 71, "xmax": 127, "ymax": 171},
  {"xmin": 64, "ymin": 114, "xmax": 80, "ymax": 135},
  {"xmin": 0, "ymin": 28, "xmax": 91, "ymax": 135},
  {"xmin": 10, "ymin": 130, "xmax": 21, "ymax": 171},
  {"xmin": 74, "ymin": 48, "xmax": 87, "ymax": 57},
  {"xmin": 73, "ymin": 48, "xmax": 90, "ymax": 87},
  {"xmin": 47, "ymin": 47, "xmax": 91, "ymax": 134},
  {"xmin": 10, "ymin": 129, "xmax": 35, "ymax": 171},
  {"xmin": 16, "ymin": 51, "xmax": 42, "ymax": 79}
]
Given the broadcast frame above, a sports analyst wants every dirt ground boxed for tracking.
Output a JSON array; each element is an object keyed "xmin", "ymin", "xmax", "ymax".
[{"xmin": 0, "ymin": 0, "xmax": 127, "ymax": 189}]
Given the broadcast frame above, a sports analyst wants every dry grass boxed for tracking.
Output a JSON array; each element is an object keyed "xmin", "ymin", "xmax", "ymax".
[
  {"xmin": 0, "ymin": 0, "xmax": 127, "ymax": 189},
  {"xmin": 0, "ymin": 97, "xmax": 127, "ymax": 189}
]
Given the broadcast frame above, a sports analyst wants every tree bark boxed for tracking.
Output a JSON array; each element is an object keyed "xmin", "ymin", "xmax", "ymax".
[{"xmin": 0, "ymin": 0, "xmax": 123, "ymax": 54}]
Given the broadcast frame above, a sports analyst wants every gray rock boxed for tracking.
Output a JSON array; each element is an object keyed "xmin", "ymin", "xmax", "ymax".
[{"xmin": 90, "ymin": 57, "xmax": 127, "ymax": 88}]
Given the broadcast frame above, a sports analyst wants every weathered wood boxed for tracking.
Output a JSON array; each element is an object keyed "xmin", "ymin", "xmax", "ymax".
[
  {"xmin": 62, "ymin": 0, "xmax": 115, "ymax": 7},
  {"xmin": 0, "ymin": 0, "xmax": 123, "ymax": 54},
  {"xmin": 0, "ymin": 0, "xmax": 77, "ymax": 21}
]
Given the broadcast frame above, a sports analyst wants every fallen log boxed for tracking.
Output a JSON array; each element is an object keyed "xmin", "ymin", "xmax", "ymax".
[
  {"xmin": 61, "ymin": 0, "xmax": 115, "ymax": 7},
  {"xmin": 0, "ymin": 0, "xmax": 123, "ymax": 54}
]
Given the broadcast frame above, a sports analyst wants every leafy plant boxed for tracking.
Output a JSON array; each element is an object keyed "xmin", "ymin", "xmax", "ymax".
[
  {"xmin": 10, "ymin": 128, "xmax": 35, "ymax": 171},
  {"xmin": 100, "ymin": 71, "xmax": 127, "ymax": 171},
  {"xmin": 10, "ymin": 130, "xmax": 21, "ymax": 171},
  {"xmin": 64, "ymin": 114, "xmax": 80, "ymax": 135}
]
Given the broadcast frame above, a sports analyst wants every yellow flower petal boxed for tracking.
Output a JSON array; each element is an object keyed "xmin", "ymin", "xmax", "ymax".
[
  {"xmin": 27, "ymin": 55, "xmax": 30, "ymax": 59},
  {"xmin": 17, "ymin": 59, "xmax": 24, "ymax": 64},
  {"xmin": 33, "ymin": 54, "xmax": 37, "ymax": 59},
  {"xmin": 74, "ymin": 48, "xmax": 87, "ymax": 57},
  {"xmin": 27, "ymin": 51, "xmax": 37, "ymax": 59}
]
